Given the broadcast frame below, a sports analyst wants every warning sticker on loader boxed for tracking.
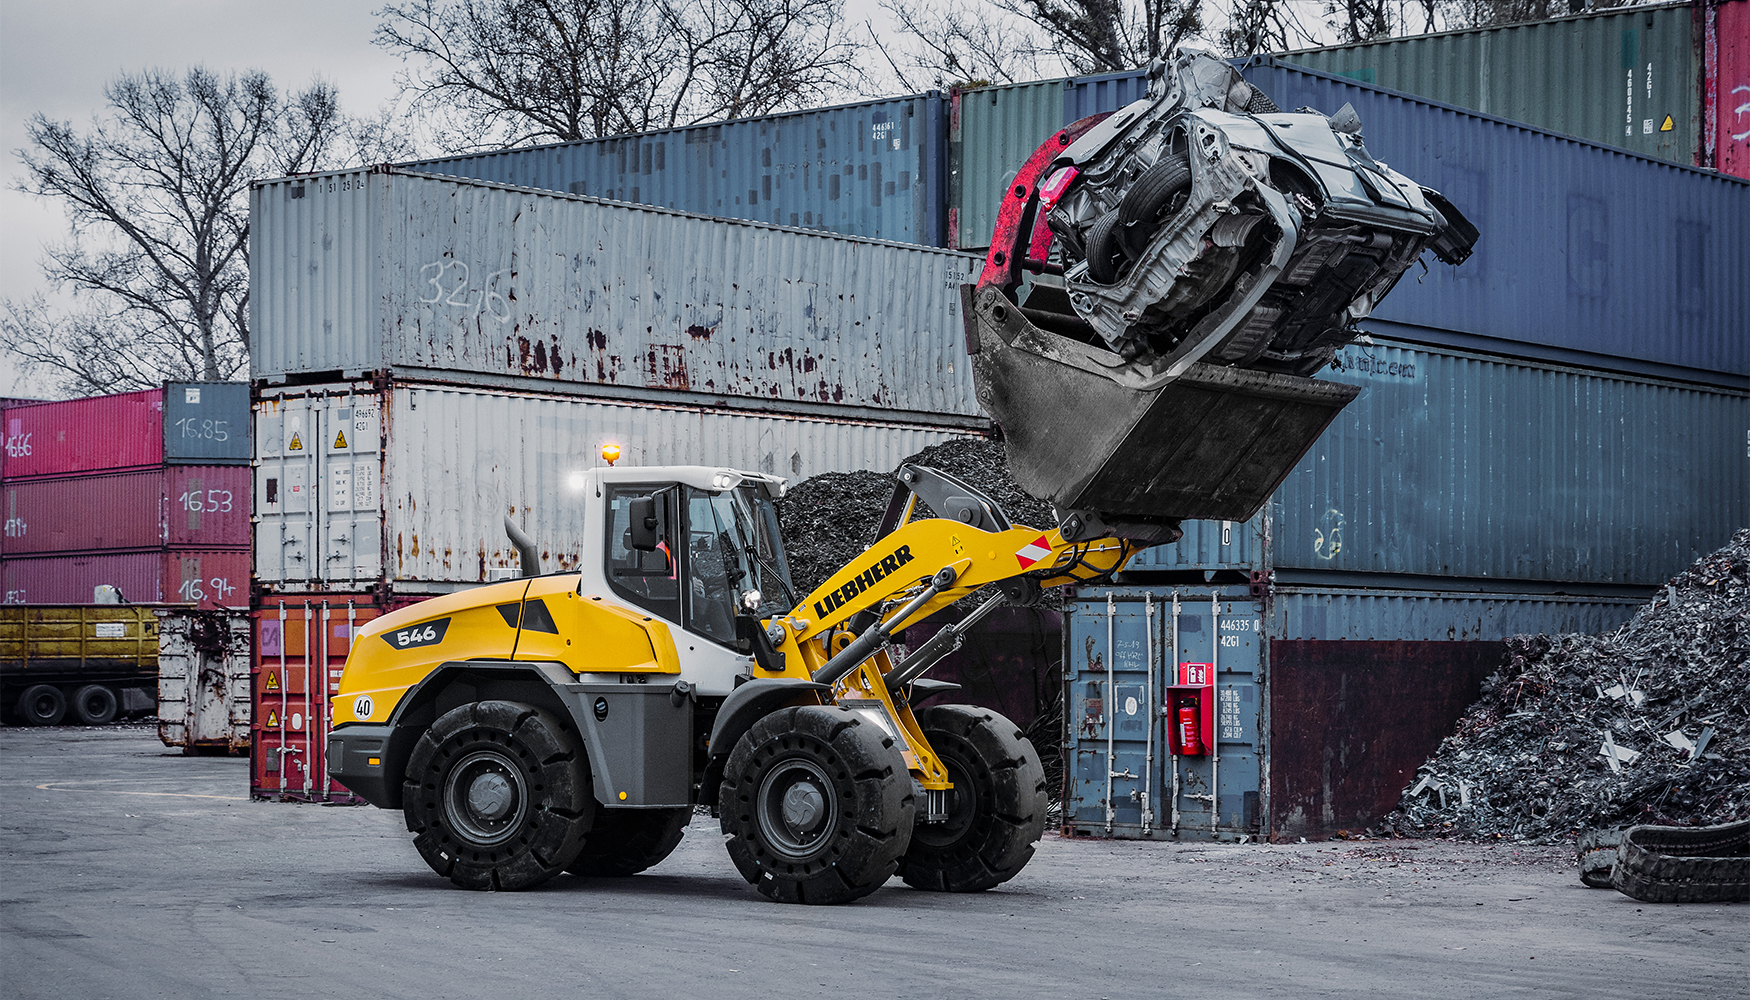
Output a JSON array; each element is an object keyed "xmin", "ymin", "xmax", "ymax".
[{"xmin": 1014, "ymin": 536, "xmax": 1052, "ymax": 569}]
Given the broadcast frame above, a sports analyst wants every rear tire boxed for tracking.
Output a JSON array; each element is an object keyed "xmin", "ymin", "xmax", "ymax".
[
  {"xmin": 402, "ymin": 701, "xmax": 594, "ymax": 891},
  {"xmin": 17, "ymin": 685, "xmax": 67, "ymax": 726},
  {"xmin": 720, "ymin": 705, "xmax": 914, "ymax": 904},
  {"xmin": 899, "ymin": 704, "xmax": 1048, "ymax": 893},
  {"xmin": 566, "ymin": 807, "xmax": 690, "ymax": 877},
  {"xmin": 71, "ymin": 684, "xmax": 119, "ymax": 725}
]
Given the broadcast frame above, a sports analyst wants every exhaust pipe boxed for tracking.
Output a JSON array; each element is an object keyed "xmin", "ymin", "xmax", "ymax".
[{"xmin": 503, "ymin": 516, "xmax": 540, "ymax": 577}]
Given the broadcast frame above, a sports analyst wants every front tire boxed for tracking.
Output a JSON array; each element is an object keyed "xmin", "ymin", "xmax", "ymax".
[
  {"xmin": 566, "ymin": 807, "xmax": 690, "ymax": 877},
  {"xmin": 898, "ymin": 704, "xmax": 1048, "ymax": 893},
  {"xmin": 720, "ymin": 705, "xmax": 914, "ymax": 904},
  {"xmin": 402, "ymin": 701, "xmax": 594, "ymax": 891},
  {"xmin": 17, "ymin": 684, "xmax": 67, "ymax": 726}
]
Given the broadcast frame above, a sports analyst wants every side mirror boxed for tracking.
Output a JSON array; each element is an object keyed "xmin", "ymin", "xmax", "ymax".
[{"xmin": 628, "ymin": 495, "xmax": 660, "ymax": 551}]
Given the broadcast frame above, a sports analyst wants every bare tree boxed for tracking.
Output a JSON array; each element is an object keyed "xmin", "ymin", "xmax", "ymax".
[
  {"xmin": 4, "ymin": 68, "xmax": 403, "ymax": 396},
  {"xmin": 873, "ymin": 0, "xmax": 1047, "ymax": 90},
  {"xmin": 1218, "ymin": 0, "xmax": 1326, "ymax": 55},
  {"xmin": 997, "ymin": 0, "xmax": 1205, "ymax": 75},
  {"xmin": 375, "ymin": 0, "xmax": 858, "ymax": 149}
]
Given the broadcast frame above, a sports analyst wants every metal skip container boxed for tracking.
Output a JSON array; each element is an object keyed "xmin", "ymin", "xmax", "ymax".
[
  {"xmin": 156, "ymin": 608, "xmax": 251, "ymax": 754},
  {"xmin": 248, "ymin": 168, "xmax": 982, "ymax": 419},
  {"xmin": 253, "ymin": 380, "xmax": 978, "ymax": 590}
]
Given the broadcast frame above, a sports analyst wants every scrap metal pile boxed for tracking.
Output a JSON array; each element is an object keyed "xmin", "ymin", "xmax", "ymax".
[{"xmin": 1382, "ymin": 529, "xmax": 1750, "ymax": 843}]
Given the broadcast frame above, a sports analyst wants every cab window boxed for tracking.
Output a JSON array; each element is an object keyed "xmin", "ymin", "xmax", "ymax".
[{"xmin": 604, "ymin": 485, "xmax": 680, "ymax": 622}]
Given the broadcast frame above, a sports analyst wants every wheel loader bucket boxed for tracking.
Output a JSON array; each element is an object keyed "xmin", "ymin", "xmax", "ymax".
[{"xmin": 967, "ymin": 284, "xmax": 1359, "ymax": 529}]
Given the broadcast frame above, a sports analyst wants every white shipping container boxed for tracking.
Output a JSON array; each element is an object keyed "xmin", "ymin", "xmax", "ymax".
[
  {"xmin": 250, "ymin": 168, "xmax": 982, "ymax": 418},
  {"xmin": 255, "ymin": 380, "xmax": 978, "ymax": 588},
  {"xmin": 156, "ymin": 609, "xmax": 252, "ymax": 754}
]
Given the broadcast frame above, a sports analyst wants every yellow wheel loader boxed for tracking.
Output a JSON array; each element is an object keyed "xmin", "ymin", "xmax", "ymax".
[{"xmin": 329, "ymin": 463, "xmax": 1145, "ymax": 902}]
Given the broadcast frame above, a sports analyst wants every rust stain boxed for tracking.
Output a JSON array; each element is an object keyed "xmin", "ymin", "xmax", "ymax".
[
  {"xmin": 532, "ymin": 339, "xmax": 549, "ymax": 373},
  {"xmin": 685, "ymin": 324, "xmax": 715, "ymax": 341},
  {"xmin": 586, "ymin": 329, "xmax": 608, "ymax": 350}
]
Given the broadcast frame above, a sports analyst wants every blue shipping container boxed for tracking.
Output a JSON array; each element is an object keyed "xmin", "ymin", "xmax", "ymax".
[
  {"xmin": 405, "ymin": 95, "xmax": 950, "ymax": 247},
  {"xmin": 162, "ymin": 382, "xmax": 251, "ymax": 465}
]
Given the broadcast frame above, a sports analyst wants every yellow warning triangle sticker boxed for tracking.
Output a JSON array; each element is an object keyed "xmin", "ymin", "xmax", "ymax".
[
  {"xmin": 1660, "ymin": 115, "xmax": 1674, "ymax": 132},
  {"xmin": 267, "ymin": 710, "xmax": 279, "ymax": 727},
  {"xmin": 333, "ymin": 429, "xmax": 348, "ymax": 449},
  {"xmin": 288, "ymin": 432, "xmax": 303, "ymax": 451},
  {"xmin": 264, "ymin": 670, "xmax": 279, "ymax": 691}
]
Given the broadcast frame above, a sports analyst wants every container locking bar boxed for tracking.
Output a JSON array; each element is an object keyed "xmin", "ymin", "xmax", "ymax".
[{"xmin": 811, "ymin": 566, "xmax": 958, "ymax": 687}]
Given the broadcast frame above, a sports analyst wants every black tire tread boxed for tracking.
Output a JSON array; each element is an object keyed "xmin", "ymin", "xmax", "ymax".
[
  {"xmin": 1084, "ymin": 210, "xmax": 1125, "ymax": 285},
  {"xmin": 402, "ymin": 700, "xmax": 592, "ymax": 891},
  {"xmin": 566, "ymin": 807, "xmax": 690, "ymax": 877},
  {"xmin": 898, "ymin": 704, "xmax": 1048, "ymax": 894},
  {"xmin": 71, "ymin": 684, "xmax": 119, "ymax": 726},
  {"xmin": 1609, "ymin": 820, "xmax": 1750, "ymax": 904},
  {"xmin": 1116, "ymin": 152, "xmax": 1193, "ymax": 259}
]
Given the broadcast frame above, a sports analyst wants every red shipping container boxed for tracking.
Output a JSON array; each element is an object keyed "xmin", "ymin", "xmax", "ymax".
[
  {"xmin": 2, "ymin": 389, "xmax": 164, "ymax": 480},
  {"xmin": 250, "ymin": 592, "xmax": 431, "ymax": 802},
  {"xmin": 2, "ymin": 466, "xmax": 250, "ymax": 554},
  {"xmin": 1, "ymin": 548, "xmax": 247, "ymax": 608}
]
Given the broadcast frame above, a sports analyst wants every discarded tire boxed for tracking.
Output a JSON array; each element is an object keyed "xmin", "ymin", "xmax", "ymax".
[
  {"xmin": 1576, "ymin": 827, "xmax": 1625, "ymax": 889},
  {"xmin": 1116, "ymin": 152, "xmax": 1192, "ymax": 259},
  {"xmin": 898, "ymin": 704, "xmax": 1048, "ymax": 893},
  {"xmin": 1610, "ymin": 820, "xmax": 1750, "ymax": 904},
  {"xmin": 71, "ymin": 684, "xmax": 119, "ymax": 726},
  {"xmin": 16, "ymin": 684, "xmax": 67, "ymax": 726},
  {"xmin": 720, "ymin": 705, "xmax": 914, "ymax": 904},
  {"xmin": 1084, "ymin": 210, "xmax": 1126, "ymax": 285},
  {"xmin": 403, "ymin": 701, "xmax": 593, "ymax": 891},
  {"xmin": 567, "ymin": 807, "xmax": 690, "ymax": 877}
]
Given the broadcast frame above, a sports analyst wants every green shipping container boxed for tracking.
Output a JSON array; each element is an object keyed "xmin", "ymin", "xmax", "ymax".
[{"xmin": 1281, "ymin": 1, "xmax": 1702, "ymax": 166}]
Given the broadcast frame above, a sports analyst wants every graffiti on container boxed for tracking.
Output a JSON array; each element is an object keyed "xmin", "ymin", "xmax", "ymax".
[
  {"xmin": 180, "ymin": 489, "xmax": 235, "ymax": 513},
  {"xmin": 173, "ymin": 416, "xmax": 230, "ymax": 442},
  {"xmin": 178, "ymin": 575, "xmax": 238, "ymax": 603},
  {"xmin": 4, "ymin": 515, "xmax": 23, "ymax": 538},
  {"xmin": 4, "ymin": 430, "xmax": 30, "ymax": 457},
  {"xmin": 4, "ymin": 589, "xmax": 24, "ymax": 603},
  {"xmin": 1328, "ymin": 347, "xmax": 1418, "ymax": 381},
  {"xmin": 419, "ymin": 259, "xmax": 514, "ymax": 324},
  {"xmin": 1735, "ymin": 85, "xmax": 1750, "ymax": 142},
  {"xmin": 1312, "ymin": 508, "xmax": 1344, "ymax": 560}
]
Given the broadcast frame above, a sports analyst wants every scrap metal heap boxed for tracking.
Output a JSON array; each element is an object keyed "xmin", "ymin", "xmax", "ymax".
[
  {"xmin": 967, "ymin": 48, "xmax": 1477, "ymax": 543},
  {"xmin": 1383, "ymin": 529, "xmax": 1750, "ymax": 843}
]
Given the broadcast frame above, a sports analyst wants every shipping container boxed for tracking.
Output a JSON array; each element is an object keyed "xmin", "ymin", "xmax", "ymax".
[
  {"xmin": 1, "ymin": 383, "xmax": 251, "ymax": 481},
  {"xmin": 2, "ymin": 466, "xmax": 250, "ymax": 555},
  {"xmin": 1281, "ymin": 2, "xmax": 1704, "ymax": 166},
  {"xmin": 251, "ymin": 593, "xmax": 426, "ymax": 802},
  {"xmin": 406, "ymin": 94, "xmax": 949, "ymax": 247},
  {"xmin": 1060, "ymin": 583, "xmax": 1644, "ymax": 840},
  {"xmin": 253, "ymin": 379, "xmax": 980, "ymax": 589},
  {"xmin": 249, "ymin": 168, "xmax": 983, "ymax": 418},
  {"xmin": 1709, "ymin": 0, "xmax": 1750, "ymax": 177},
  {"xmin": 2, "ymin": 550, "xmax": 247, "ymax": 609},
  {"xmin": 950, "ymin": 78, "xmax": 1065, "ymax": 250},
  {"xmin": 1, "ymin": 604, "xmax": 162, "ymax": 725},
  {"xmin": 156, "ymin": 608, "xmax": 251, "ymax": 753},
  {"xmin": 1272, "ymin": 337, "xmax": 1748, "ymax": 586},
  {"xmin": 949, "ymin": 61, "xmax": 1749, "ymax": 381}
]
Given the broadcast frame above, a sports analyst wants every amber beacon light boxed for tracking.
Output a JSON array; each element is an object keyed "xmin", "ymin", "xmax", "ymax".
[{"xmin": 600, "ymin": 443, "xmax": 622, "ymax": 466}]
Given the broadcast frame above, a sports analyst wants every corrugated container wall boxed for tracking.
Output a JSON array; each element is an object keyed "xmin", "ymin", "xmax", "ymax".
[
  {"xmin": 2, "ymin": 466, "xmax": 251, "ymax": 554},
  {"xmin": 156, "ymin": 608, "xmax": 252, "ymax": 754},
  {"xmin": 949, "ymin": 62, "xmax": 1749, "ymax": 380},
  {"xmin": 2, "ymin": 550, "xmax": 247, "ymax": 608},
  {"xmin": 1280, "ymin": 3, "xmax": 1702, "ymax": 166},
  {"xmin": 951, "ymin": 79, "xmax": 1066, "ymax": 249},
  {"xmin": 405, "ymin": 95, "xmax": 949, "ymax": 247},
  {"xmin": 1270, "ymin": 339, "xmax": 1748, "ymax": 586},
  {"xmin": 162, "ymin": 382, "xmax": 251, "ymax": 464},
  {"xmin": 249, "ymin": 169, "xmax": 982, "ymax": 419},
  {"xmin": 2, "ymin": 390, "xmax": 164, "ymax": 480},
  {"xmin": 253, "ymin": 381, "xmax": 979, "ymax": 589}
]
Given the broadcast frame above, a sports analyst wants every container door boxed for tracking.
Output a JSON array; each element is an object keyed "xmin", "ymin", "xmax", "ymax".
[
  {"xmin": 1167, "ymin": 594, "xmax": 1263, "ymax": 836},
  {"xmin": 256, "ymin": 398, "xmax": 319, "ymax": 584},
  {"xmin": 251, "ymin": 596, "xmax": 385, "ymax": 802},
  {"xmin": 155, "ymin": 614, "xmax": 192, "ymax": 749},
  {"xmin": 320, "ymin": 393, "xmax": 381, "ymax": 584},
  {"xmin": 1064, "ymin": 596, "xmax": 1162, "ymax": 834}
]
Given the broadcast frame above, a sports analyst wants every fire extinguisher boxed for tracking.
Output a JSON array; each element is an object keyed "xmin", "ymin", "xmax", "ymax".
[{"xmin": 1177, "ymin": 699, "xmax": 1204, "ymax": 755}]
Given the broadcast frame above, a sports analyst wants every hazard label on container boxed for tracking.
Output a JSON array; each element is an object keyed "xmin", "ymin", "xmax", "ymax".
[
  {"xmin": 333, "ymin": 430, "xmax": 347, "ymax": 449},
  {"xmin": 288, "ymin": 432, "xmax": 303, "ymax": 451},
  {"xmin": 1014, "ymin": 536, "xmax": 1052, "ymax": 569},
  {"xmin": 267, "ymin": 710, "xmax": 279, "ymax": 727},
  {"xmin": 264, "ymin": 670, "xmax": 279, "ymax": 691},
  {"xmin": 1660, "ymin": 115, "xmax": 1674, "ymax": 131}
]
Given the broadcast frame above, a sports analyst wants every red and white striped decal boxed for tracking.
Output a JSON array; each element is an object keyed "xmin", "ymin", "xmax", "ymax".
[{"xmin": 1014, "ymin": 535, "xmax": 1052, "ymax": 569}]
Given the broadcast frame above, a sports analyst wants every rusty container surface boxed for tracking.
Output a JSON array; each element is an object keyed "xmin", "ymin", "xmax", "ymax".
[
  {"xmin": 251, "ymin": 594, "xmax": 432, "ymax": 802},
  {"xmin": 2, "ymin": 390, "xmax": 164, "ymax": 481},
  {"xmin": 249, "ymin": 168, "xmax": 981, "ymax": 419},
  {"xmin": 2, "ymin": 466, "xmax": 251, "ymax": 554},
  {"xmin": 2, "ymin": 549, "xmax": 247, "ymax": 608},
  {"xmin": 156, "ymin": 608, "xmax": 252, "ymax": 754}
]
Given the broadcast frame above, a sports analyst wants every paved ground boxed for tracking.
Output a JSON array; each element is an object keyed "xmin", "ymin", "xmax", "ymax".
[{"xmin": 1, "ymin": 726, "xmax": 1742, "ymax": 999}]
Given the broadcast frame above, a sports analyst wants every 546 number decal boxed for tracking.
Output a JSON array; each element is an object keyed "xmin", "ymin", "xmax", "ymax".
[{"xmin": 383, "ymin": 618, "xmax": 450, "ymax": 650}]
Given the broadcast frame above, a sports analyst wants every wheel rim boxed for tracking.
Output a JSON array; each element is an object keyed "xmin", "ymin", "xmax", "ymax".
[
  {"xmin": 29, "ymin": 692, "xmax": 60, "ymax": 722},
  {"xmin": 756, "ymin": 757, "xmax": 837, "ymax": 860},
  {"xmin": 442, "ymin": 748, "xmax": 529, "ymax": 847}
]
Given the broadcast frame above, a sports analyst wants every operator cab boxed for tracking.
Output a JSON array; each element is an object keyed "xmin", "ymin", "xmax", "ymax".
[{"xmin": 575, "ymin": 466, "xmax": 794, "ymax": 691}]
